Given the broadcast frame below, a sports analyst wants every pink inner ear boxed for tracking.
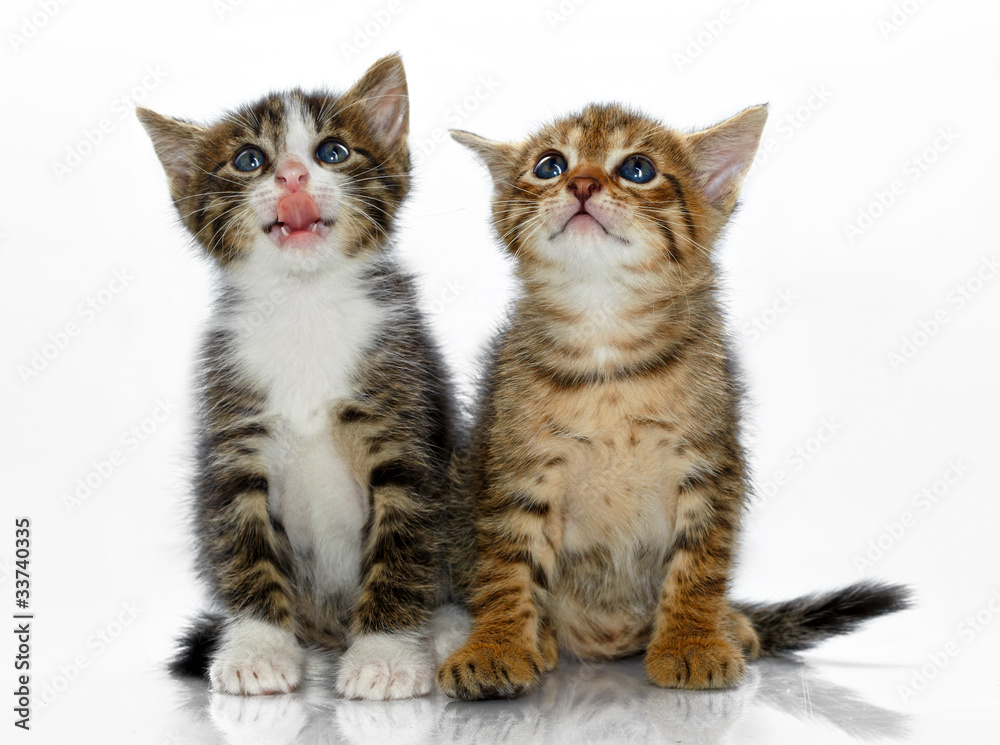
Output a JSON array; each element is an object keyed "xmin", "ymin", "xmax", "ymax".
[
  {"xmin": 371, "ymin": 85, "xmax": 407, "ymax": 147},
  {"xmin": 697, "ymin": 134, "xmax": 759, "ymax": 207},
  {"xmin": 701, "ymin": 157, "xmax": 744, "ymax": 205}
]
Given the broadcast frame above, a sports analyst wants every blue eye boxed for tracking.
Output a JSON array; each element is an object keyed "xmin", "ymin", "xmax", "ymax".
[
  {"xmin": 233, "ymin": 146, "xmax": 265, "ymax": 172},
  {"xmin": 618, "ymin": 155, "xmax": 656, "ymax": 184},
  {"xmin": 316, "ymin": 139, "xmax": 350, "ymax": 164},
  {"xmin": 533, "ymin": 153, "xmax": 567, "ymax": 179}
]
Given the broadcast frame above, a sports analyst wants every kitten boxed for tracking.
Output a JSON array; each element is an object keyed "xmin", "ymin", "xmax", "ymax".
[
  {"xmin": 138, "ymin": 54, "xmax": 457, "ymax": 700},
  {"xmin": 437, "ymin": 104, "xmax": 910, "ymax": 699}
]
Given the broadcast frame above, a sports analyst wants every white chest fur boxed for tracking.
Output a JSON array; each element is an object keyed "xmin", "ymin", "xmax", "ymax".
[{"xmin": 220, "ymin": 266, "xmax": 393, "ymax": 594}]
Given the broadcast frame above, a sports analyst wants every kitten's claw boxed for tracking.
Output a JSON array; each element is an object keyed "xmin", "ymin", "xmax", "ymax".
[
  {"xmin": 336, "ymin": 633, "xmax": 433, "ymax": 700},
  {"xmin": 209, "ymin": 619, "xmax": 304, "ymax": 696},
  {"xmin": 645, "ymin": 636, "xmax": 746, "ymax": 689},
  {"xmin": 436, "ymin": 639, "xmax": 544, "ymax": 700}
]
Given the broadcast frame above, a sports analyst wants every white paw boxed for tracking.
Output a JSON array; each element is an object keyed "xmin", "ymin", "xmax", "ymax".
[
  {"xmin": 336, "ymin": 632, "xmax": 432, "ymax": 700},
  {"xmin": 209, "ymin": 618, "xmax": 304, "ymax": 696}
]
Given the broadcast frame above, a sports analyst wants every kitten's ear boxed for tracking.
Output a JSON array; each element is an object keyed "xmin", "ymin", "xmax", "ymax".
[
  {"xmin": 136, "ymin": 107, "xmax": 204, "ymax": 197},
  {"xmin": 343, "ymin": 53, "xmax": 409, "ymax": 149},
  {"xmin": 450, "ymin": 130, "xmax": 517, "ymax": 183},
  {"xmin": 686, "ymin": 104, "xmax": 768, "ymax": 214}
]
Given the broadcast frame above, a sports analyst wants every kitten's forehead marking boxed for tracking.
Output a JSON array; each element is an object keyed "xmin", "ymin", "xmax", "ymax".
[
  {"xmin": 565, "ymin": 125, "xmax": 631, "ymax": 170},
  {"xmin": 282, "ymin": 95, "xmax": 315, "ymax": 164}
]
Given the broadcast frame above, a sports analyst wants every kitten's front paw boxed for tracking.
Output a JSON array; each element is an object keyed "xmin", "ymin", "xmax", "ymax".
[
  {"xmin": 436, "ymin": 639, "xmax": 544, "ymax": 700},
  {"xmin": 336, "ymin": 633, "xmax": 433, "ymax": 700},
  {"xmin": 645, "ymin": 636, "xmax": 746, "ymax": 690},
  {"xmin": 209, "ymin": 619, "xmax": 304, "ymax": 695}
]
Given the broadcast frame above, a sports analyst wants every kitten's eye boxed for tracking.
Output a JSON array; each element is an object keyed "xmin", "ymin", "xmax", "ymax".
[
  {"xmin": 233, "ymin": 146, "xmax": 265, "ymax": 172},
  {"xmin": 618, "ymin": 155, "xmax": 656, "ymax": 184},
  {"xmin": 533, "ymin": 153, "xmax": 568, "ymax": 180},
  {"xmin": 316, "ymin": 139, "xmax": 350, "ymax": 164}
]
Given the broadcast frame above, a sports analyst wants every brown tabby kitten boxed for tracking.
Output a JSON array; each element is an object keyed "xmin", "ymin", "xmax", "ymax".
[
  {"xmin": 438, "ymin": 104, "xmax": 910, "ymax": 699},
  {"xmin": 138, "ymin": 55, "xmax": 456, "ymax": 700}
]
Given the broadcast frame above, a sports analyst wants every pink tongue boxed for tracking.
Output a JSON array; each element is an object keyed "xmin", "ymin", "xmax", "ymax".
[{"xmin": 277, "ymin": 193, "xmax": 320, "ymax": 232}]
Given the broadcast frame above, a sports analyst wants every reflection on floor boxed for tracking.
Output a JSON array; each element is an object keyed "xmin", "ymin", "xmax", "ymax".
[{"xmin": 164, "ymin": 656, "xmax": 911, "ymax": 745}]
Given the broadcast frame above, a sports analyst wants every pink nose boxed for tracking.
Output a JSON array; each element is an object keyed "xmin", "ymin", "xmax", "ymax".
[
  {"xmin": 275, "ymin": 160, "xmax": 308, "ymax": 193},
  {"xmin": 568, "ymin": 176, "xmax": 601, "ymax": 204}
]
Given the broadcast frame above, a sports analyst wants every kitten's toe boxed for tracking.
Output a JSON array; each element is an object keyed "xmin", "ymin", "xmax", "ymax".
[
  {"xmin": 436, "ymin": 639, "xmax": 544, "ymax": 700},
  {"xmin": 645, "ymin": 636, "xmax": 746, "ymax": 690},
  {"xmin": 208, "ymin": 618, "xmax": 304, "ymax": 695},
  {"xmin": 336, "ymin": 633, "xmax": 433, "ymax": 701}
]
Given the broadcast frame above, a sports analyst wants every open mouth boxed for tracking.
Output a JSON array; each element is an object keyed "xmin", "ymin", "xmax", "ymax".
[{"xmin": 265, "ymin": 192, "xmax": 333, "ymax": 248}]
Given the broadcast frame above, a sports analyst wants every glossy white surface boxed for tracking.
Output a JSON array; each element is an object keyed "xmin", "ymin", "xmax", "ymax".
[{"xmin": 3, "ymin": 0, "xmax": 997, "ymax": 742}]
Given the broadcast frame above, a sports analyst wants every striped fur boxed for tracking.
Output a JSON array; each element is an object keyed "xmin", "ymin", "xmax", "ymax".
[
  {"xmin": 139, "ymin": 55, "xmax": 457, "ymax": 699},
  {"xmin": 438, "ymin": 104, "xmax": 910, "ymax": 699}
]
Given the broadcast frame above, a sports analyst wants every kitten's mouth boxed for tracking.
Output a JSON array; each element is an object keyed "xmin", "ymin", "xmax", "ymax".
[
  {"xmin": 553, "ymin": 207, "xmax": 630, "ymax": 245},
  {"xmin": 265, "ymin": 192, "xmax": 333, "ymax": 249},
  {"xmin": 560, "ymin": 207, "xmax": 610, "ymax": 235}
]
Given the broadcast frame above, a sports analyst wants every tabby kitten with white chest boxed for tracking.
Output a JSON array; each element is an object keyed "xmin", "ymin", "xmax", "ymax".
[
  {"xmin": 438, "ymin": 104, "xmax": 910, "ymax": 699},
  {"xmin": 139, "ymin": 55, "xmax": 456, "ymax": 700}
]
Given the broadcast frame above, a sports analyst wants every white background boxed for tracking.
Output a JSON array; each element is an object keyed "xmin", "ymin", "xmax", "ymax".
[{"xmin": 2, "ymin": 0, "xmax": 998, "ymax": 742}]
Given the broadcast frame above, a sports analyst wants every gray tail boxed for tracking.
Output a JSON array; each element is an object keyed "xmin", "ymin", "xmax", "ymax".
[
  {"xmin": 168, "ymin": 613, "xmax": 224, "ymax": 678},
  {"xmin": 734, "ymin": 581, "xmax": 912, "ymax": 655}
]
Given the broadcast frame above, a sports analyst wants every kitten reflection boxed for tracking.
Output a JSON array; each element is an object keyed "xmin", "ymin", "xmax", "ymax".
[
  {"xmin": 165, "ymin": 657, "xmax": 910, "ymax": 745},
  {"xmin": 438, "ymin": 659, "xmax": 760, "ymax": 745},
  {"xmin": 209, "ymin": 692, "xmax": 311, "ymax": 745}
]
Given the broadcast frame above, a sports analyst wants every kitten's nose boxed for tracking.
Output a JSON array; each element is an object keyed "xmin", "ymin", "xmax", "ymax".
[
  {"xmin": 568, "ymin": 176, "xmax": 601, "ymax": 205},
  {"xmin": 275, "ymin": 159, "xmax": 309, "ymax": 193}
]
